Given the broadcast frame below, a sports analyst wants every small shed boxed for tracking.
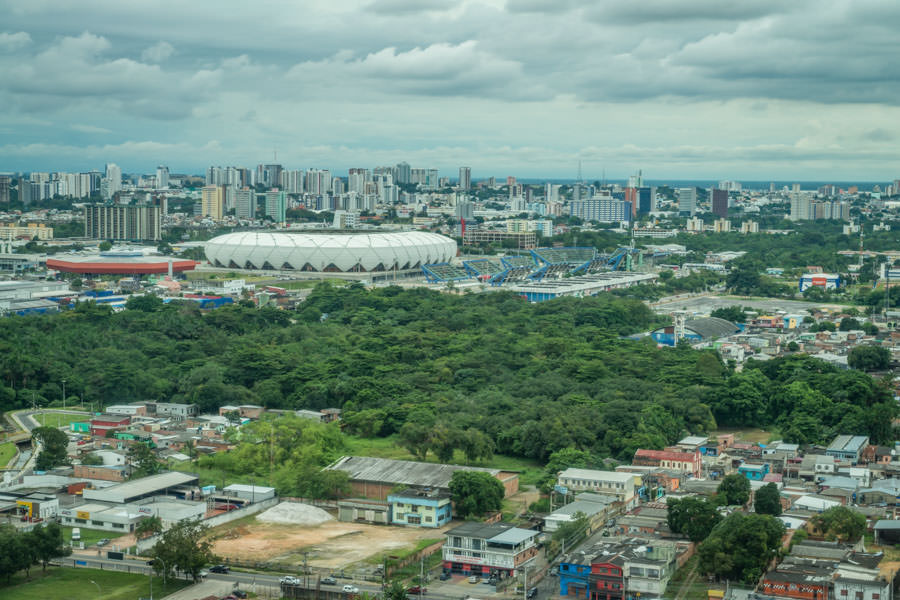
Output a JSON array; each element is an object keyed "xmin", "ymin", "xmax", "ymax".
[{"xmin": 874, "ymin": 520, "xmax": 900, "ymax": 545}]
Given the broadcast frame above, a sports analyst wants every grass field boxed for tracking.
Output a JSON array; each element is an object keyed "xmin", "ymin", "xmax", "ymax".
[
  {"xmin": 0, "ymin": 567, "xmax": 189, "ymax": 600},
  {"xmin": 708, "ymin": 427, "xmax": 780, "ymax": 445},
  {"xmin": 60, "ymin": 526, "xmax": 120, "ymax": 548},
  {"xmin": 0, "ymin": 442, "xmax": 17, "ymax": 466},
  {"xmin": 33, "ymin": 412, "xmax": 89, "ymax": 429}
]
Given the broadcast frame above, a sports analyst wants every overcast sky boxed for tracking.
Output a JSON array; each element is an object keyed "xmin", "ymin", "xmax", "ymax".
[{"xmin": 2, "ymin": 0, "xmax": 899, "ymax": 181}]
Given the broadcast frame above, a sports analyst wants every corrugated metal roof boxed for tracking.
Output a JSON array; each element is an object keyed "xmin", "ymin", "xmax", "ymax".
[{"xmin": 327, "ymin": 456, "xmax": 502, "ymax": 489}]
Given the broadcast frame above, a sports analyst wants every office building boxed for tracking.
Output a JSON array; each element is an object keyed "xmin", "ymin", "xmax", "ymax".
[
  {"xmin": 570, "ymin": 199, "xmax": 632, "ymax": 224},
  {"xmin": 637, "ymin": 187, "xmax": 654, "ymax": 214},
  {"xmin": 678, "ymin": 188, "xmax": 696, "ymax": 215},
  {"xmin": 104, "ymin": 163, "xmax": 122, "ymax": 199},
  {"xmin": 156, "ymin": 165, "xmax": 169, "ymax": 189},
  {"xmin": 264, "ymin": 189, "xmax": 286, "ymax": 223},
  {"xmin": 83, "ymin": 203, "xmax": 162, "ymax": 241},
  {"xmin": 712, "ymin": 188, "xmax": 728, "ymax": 218},
  {"xmin": 201, "ymin": 185, "xmax": 225, "ymax": 220},
  {"xmin": 0, "ymin": 175, "xmax": 9, "ymax": 204},
  {"xmin": 458, "ymin": 167, "xmax": 471, "ymax": 190}
]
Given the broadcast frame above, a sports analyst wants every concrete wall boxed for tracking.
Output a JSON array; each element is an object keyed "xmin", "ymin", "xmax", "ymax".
[{"xmin": 135, "ymin": 496, "xmax": 279, "ymax": 554}]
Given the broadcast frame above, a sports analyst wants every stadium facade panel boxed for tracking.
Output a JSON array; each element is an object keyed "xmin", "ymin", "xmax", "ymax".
[{"xmin": 204, "ymin": 231, "xmax": 457, "ymax": 272}]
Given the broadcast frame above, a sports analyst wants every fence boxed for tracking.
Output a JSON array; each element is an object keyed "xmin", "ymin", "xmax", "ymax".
[
  {"xmin": 281, "ymin": 497, "xmax": 340, "ymax": 509},
  {"xmin": 135, "ymin": 496, "xmax": 280, "ymax": 554}
]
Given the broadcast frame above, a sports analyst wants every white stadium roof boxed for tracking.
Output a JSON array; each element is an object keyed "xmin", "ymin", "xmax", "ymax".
[{"xmin": 204, "ymin": 231, "xmax": 456, "ymax": 273}]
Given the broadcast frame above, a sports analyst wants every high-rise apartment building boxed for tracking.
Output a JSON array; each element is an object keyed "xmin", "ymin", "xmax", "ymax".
[
  {"xmin": 678, "ymin": 188, "xmax": 697, "ymax": 215},
  {"xmin": 0, "ymin": 175, "xmax": 11, "ymax": 204},
  {"xmin": 235, "ymin": 188, "xmax": 255, "ymax": 219},
  {"xmin": 458, "ymin": 167, "xmax": 471, "ymax": 190},
  {"xmin": 104, "ymin": 163, "xmax": 122, "ymax": 199},
  {"xmin": 264, "ymin": 189, "xmax": 286, "ymax": 223},
  {"xmin": 712, "ymin": 188, "xmax": 728, "ymax": 218},
  {"xmin": 570, "ymin": 199, "xmax": 632, "ymax": 223},
  {"xmin": 305, "ymin": 169, "xmax": 332, "ymax": 194},
  {"xmin": 280, "ymin": 170, "xmax": 304, "ymax": 194},
  {"xmin": 156, "ymin": 165, "xmax": 169, "ymax": 189},
  {"xmin": 201, "ymin": 185, "xmax": 225, "ymax": 220},
  {"xmin": 83, "ymin": 203, "xmax": 162, "ymax": 241},
  {"xmin": 394, "ymin": 162, "xmax": 411, "ymax": 185}
]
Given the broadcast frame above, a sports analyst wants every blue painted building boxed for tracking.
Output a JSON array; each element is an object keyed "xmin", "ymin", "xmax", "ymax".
[
  {"xmin": 558, "ymin": 556, "xmax": 592, "ymax": 598},
  {"xmin": 738, "ymin": 463, "xmax": 770, "ymax": 481},
  {"xmin": 387, "ymin": 487, "xmax": 452, "ymax": 528}
]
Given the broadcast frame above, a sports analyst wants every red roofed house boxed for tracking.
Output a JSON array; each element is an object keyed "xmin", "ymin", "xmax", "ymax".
[{"xmin": 633, "ymin": 449, "xmax": 702, "ymax": 478}]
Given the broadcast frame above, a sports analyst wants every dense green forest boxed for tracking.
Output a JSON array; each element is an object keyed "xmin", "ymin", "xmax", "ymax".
[{"xmin": 0, "ymin": 285, "xmax": 894, "ymax": 464}]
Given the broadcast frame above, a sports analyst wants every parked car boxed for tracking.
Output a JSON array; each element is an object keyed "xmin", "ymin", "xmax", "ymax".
[
  {"xmin": 96, "ymin": 538, "xmax": 110, "ymax": 547},
  {"xmin": 199, "ymin": 570, "xmax": 209, "ymax": 578},
  {"xmin": 281, "ymin": 576, "xmax": 301, "ymax": 585},
  {"xmin": 230, "ymin": 591, "xmax": 248, "ymax": 599},
  {"xmin": 439, "ymin": 572, "xmax": 452, "ymax": 581},
  {"xmin": 527, "ymin": 587, "xmax": 538, "ymax": 599},
  {"xmin": 342, "ymin": 585, "xmax": 360, "ymax": 594},
  {"xmin": 321, "ymin": 576, "xmax": 337, "ymax": 585},
  {"xmin": 468, "ymin": 576, "xmax": 480, "ymax": 584},
  {"xmin": 407, "ymin": 586, "xmax": 427, "ymax": 594},
  {"xmin": 210, "ymin": 565, "xmax": 230, "ymax": 574}
]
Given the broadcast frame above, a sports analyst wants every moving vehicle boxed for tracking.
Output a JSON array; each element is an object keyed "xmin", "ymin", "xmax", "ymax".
[
  {"xmin": 527, "ymin": 587, "xmax": 538, "ymax": 599},
  {"xmin": 343, "ymin": 585, "xmax": 360, "ymax": 593},
  {"xmin": 407, "ymin": 586, "xmax": 427, "ymax": 594},
  {"xmin": 321, "ymin": 576, "xmax": 337, "ymax": 585},
  {"xmin": 71, "ymin": 528, "xmax": 81, "ymax": 541},
  {"xmin": 468, "ymin": 576, "xmax": 480, "ymax": 584},
  {"xmin": 281, "ymin": 576, "xmax": 301, "ymax": 585},
  {"xmin": 210, "ymin": 565, "xmax": 230, "ymax": 574},
  {"xmin": 199, "ymin": 570, "xmax": 209, "ymax": 578},
  {"xmin": 439, "ymin": 572, "xmax": 452, "ymax": 581}
]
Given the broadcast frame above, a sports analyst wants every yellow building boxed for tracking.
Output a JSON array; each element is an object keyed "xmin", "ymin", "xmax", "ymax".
[
  {"xmin": 201, "ymin": 185, "xmax": 224, "ymax": 220},
  {"xmin": 0, "ymin": 222, "xmax": 54, "ymax": 240}
]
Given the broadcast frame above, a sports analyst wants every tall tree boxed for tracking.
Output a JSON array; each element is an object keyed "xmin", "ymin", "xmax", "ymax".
[
  {"xmin": 32, "ymin": 426, "xmax": 69, "ymax": 470},
  {"xmin": 150, "ymin": 518, "xmax": 215, "ymax": 583},
  {"xmin": 698, "ymin": 513, "xmax": 784, "ymax": 584},
  {"xmin": 667, "ymin": 497, "xmax": 722, "ymax": 542},
  {"xmin": 754, "ymin": 483, "xmax": 783, "ymax": 516},
  {"xmin": 448, "ymin": 471, "xmax": 505, "ymax": 518},
  {"xmin": 717, "ymin": 474, "xmax": 751, "ymax": 506},
  {"xmin": 128, "ymin": 443, "xmax": 162, "ymax": 479},
  {"xmin": 29, "ymin": 523, "xmax": 70, "ymax": 571}
]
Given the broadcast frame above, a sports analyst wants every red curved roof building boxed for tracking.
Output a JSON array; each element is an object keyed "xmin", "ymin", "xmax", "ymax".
[{"xmin": 47, "ymin": 254, "xmax": 198, "ymax": 275}]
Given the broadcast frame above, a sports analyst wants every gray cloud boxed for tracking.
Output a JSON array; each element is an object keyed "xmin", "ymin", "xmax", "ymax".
[{"xmin": 0, "ymin": 0, "xmax": 898, "ymax": 178}]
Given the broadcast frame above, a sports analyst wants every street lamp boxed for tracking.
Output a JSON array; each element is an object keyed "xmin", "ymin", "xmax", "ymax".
[
  {"xmin": 150, "ymin": 556, "xmax": 168, "ymax": 598},
  {"xmin": 61, "ymin": 379, "xmax": 66, "ymax": 412},
  {"xmin": 90, "ymin": 580, "xmax": 101, "ymax": 596}
]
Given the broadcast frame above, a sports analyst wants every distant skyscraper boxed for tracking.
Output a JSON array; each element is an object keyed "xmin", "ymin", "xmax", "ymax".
[
  {"xmin": 201, "ymin": 185, "xmax": 224, "ymax": 220},
  {"xmin": 235, "ymin": 188, "xmax": 255, "ymax": 219},
  {"xmin": 84, "ymin": 203, "xmax": 162, "ymax": 241},
  {"xmin": 156, "ymin": 165, "xmax": 169, "ymax": 189},
  {"xmin": 712, "ymin": 189, "xmax": 728, "ymax": 218},
  {"xmin": 678, "ymin": 188, "xmax": 697, "ymax": 216},
  {"xmin": 790, "ymin": 194, "xmax": 811, "ymax": 221},
  {"xmin": 264, "ymin": 189, "xmax": 286, "ymax": 223},
  {"xmin": 281, "ymin": 170, "xmax": 304, "ymax": 194},
  {"xmin": 458, "ymin": 167, "xmax": 471, "ymax": 191},
  {"xmin": 455, "ymin": 200, "xmax": 474, "ymax": 221},
  {"xmin": 394, "ymin": 162, "xmax": 411, "ymax": 185},
  {"xmin": 570, "ymin": 199, "xmax": 632, "ymax": 223},
  {"xmin": 104, "ymin": 163, "xmax": 122, "ymax": 199},
  {"xmin": 637, "ymin": 187, "xmax": 654, "ymax": 214},
  {"xmin": 0, "ymin": 175, "xmax": 9, "ymax": 204}
]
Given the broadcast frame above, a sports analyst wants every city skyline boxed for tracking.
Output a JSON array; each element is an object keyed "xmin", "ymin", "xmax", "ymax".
[{"xmin": 2, "ymin": 1, "xmax": 900, "ymax": 179}]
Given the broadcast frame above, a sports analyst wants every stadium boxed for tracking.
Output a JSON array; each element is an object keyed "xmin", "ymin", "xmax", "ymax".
[{"xmin": 203, "ymin": 231, "xmax": 457, "ymax": 274}]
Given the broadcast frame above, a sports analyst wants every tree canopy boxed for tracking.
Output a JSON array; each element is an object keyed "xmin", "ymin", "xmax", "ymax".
[
  {"xmin": 754, "ymin": 482, "xmax": 783, "ymax": 516},
  {"xmin": 809, "ymin": 506, "xmax": 866, "ymax": 542},
  {"xmin": 150, "ymin": 518, "xmax": 215, "ymax": 583},
  {"xmin": 667, "ymin": 497, "xmax": 722, "ymax": 542},
  {"xmin": 32, "ymin": 426, "xmax": 69, "ymax": 471},
  {"xmin": 717, "ymin": 474, "xmax": 751, "ymax": 506},
  {"xmin": 448, "ymin": 471, "xmax": 505, "ymax": 518},
  {"xmin": 698, "ymin": 513, "xmax": 784, "ymax": 584}
]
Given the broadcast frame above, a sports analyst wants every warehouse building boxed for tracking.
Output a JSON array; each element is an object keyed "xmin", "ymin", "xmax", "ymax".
[
  {"xmin": 326, "ymin": 456, "xmax": 519, "ymax": 500},
  {"xmin": 83, "ymin": 472, "xmax": 199, "ymax": 504}
]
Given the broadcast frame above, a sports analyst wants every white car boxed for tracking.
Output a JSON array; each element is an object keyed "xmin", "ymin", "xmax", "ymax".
[
  {"xmin": 343, "ymin": 585, "xmax": 360, "ymax": 594},
  {"xmin": 280, "ymin": 576, "xmax": 302, "ymax": 585}
]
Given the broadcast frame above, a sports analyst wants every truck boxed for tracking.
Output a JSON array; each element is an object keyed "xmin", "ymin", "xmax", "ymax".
[{"xmin": 71, "ymin": 528, "xmax": 81, "ymax": 541}]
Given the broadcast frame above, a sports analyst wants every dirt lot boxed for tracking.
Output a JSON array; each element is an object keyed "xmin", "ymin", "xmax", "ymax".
[{"xmin": 210, "ymin": 517, "xmax": 450, "ymax": 569}]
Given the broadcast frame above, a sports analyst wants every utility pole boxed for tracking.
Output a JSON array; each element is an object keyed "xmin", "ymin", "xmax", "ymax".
[
  {"xmin": 419, "ymin": 555, "xmax": 424, "ymax": 600},
  {"xmin": 61, "ymin": 379, "xmax": 66, "ymax": 412},
  {"xmin": 304, "ymin": 551, "xmax": 309, "ymax": 588}
]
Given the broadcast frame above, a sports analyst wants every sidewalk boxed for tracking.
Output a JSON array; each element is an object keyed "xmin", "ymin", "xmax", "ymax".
[{"xmin": 159, "ymin": 579, "xmax": 234, "ymax": 600}]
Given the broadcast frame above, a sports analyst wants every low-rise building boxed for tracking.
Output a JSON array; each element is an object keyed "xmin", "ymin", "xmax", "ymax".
[
  {"xmin": 557, "ymin": 469, "xmax": 637, "ymax": 509},
  {"xmin": 387, "ymin": 487, "xmax": 452, "ymax": 528},
  {"xmin": 337, "ymin": 498, "xmax": 391, "ymax": 524},
  {"xmin": 633, "ymin": 450, "xmax": 702, "ymax": 478},
  {"xmin": 442, "ymin": 522, "xmax": 539, "ymax": 578},
  {"xmin": 826, "ymin": 436, "xmax": 869, "ymax": 463}
]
